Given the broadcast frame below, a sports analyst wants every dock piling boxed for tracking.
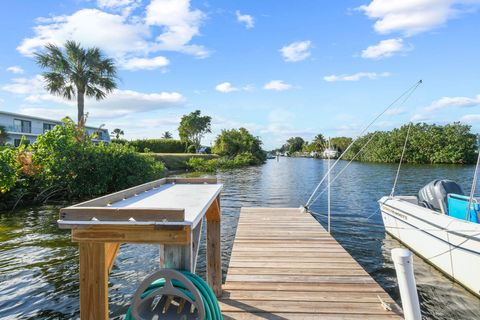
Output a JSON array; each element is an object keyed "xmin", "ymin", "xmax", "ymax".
[{"xmin": 392, "ymin": 248, "xmax": 421, "ymax": 320}]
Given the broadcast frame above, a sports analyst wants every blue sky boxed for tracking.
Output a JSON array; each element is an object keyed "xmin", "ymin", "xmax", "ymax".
[{"xmin": 0, "ymin": 0, "xmax": 479, "ymax": 149}]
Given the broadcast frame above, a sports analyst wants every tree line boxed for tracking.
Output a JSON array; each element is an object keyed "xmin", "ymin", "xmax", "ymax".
[
  {"xmin": 276, "ymin": 122, "xmax": 478, "ymax": 164},
  {"xmin": 275, "ymin": 135, "xmax": 352, "ymax": 155},
  {"xmin": 344, "ymin": 122, "xmax": 478, "ymax": 164}
]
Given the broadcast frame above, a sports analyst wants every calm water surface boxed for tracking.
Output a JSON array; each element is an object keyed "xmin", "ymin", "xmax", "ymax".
[{"xmin": 0, "ymin": 157, "xmax": 479, "ymax": 319}]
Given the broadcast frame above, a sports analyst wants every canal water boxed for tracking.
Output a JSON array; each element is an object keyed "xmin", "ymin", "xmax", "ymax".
[{"xmin": 0, "ymin": 157, "xmax": 479, "ymax": 319}]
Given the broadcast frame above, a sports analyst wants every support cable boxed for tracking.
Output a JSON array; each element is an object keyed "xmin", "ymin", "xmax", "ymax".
[
  {"xmin": 390, "ymin": 123, "xmax": 413, "ymax": 197},
  {"xmin": 305, "ymin": 80, "xmax": 423, "ymax": 208},
  {"xmin": 466, "ymin": 139, "xmax": 480, "ymax": 221}
]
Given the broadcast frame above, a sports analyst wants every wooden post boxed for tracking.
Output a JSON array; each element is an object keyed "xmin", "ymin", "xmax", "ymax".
[
  {"xmin": 105, "ymin": 243, "xmax": 120, "ymax": 273},
  {"xmin": 160, "ymin": 244, "xmax": 192, "ymax": 270},
  {"xmin": 79, "ymin": 242, "xmax": 109, "ymax": 320},
  {"xmin": 206, "ymin": 197, "xmax": 222, "ymax": 297}
]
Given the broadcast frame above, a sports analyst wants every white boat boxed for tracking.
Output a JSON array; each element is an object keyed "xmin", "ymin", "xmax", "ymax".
[{"xmin": 379, "ymin": 179, "xmax": 480, "ymax": 297}]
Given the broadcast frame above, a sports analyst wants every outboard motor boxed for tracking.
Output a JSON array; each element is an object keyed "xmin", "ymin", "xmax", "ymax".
[{"xmin": 418, "ymin": 180, "xmax": 464, "ymax": 214}]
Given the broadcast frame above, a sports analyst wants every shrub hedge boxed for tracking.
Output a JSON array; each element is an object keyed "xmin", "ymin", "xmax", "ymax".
[
  {"xmin": 186, "ymin": 153, "xmax": 260, "ymax": 172},
  {"xmin": 0, "ymin": 120, "xmax": 165, "ymax": 209},
  {"xmin": 113, "ymin": 139, "xmax": 188, "ymax": 153},
  {"xmin": 148, "ymin": 153, "xmax": 218, "ymax": 171}
]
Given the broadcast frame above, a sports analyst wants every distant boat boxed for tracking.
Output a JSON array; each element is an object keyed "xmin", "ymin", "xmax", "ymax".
[
  {"xmin": 322, "ymin": 148, "xmax": 339, "ymax": 159},
  {"xmin": 379, "ymin": 177, "xmax": 480, "ymax": 297}
]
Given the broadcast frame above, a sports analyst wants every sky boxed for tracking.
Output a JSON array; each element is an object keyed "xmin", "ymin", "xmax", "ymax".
[{"xmin": 0, "ymin": 0, "xmax": 479, "ymax": 149}]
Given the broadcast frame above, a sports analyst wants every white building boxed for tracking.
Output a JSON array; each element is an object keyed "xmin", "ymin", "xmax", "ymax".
[
  {"xmin": 322, "ymin": 148, "xmax": 339, "ymax": 159},
  {"xmin": 0, "ymin": 111, "xmax": 111, "ymax": 146}
]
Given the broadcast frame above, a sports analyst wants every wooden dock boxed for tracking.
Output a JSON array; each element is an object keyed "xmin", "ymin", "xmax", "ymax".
[{"xmin": 220, "ymin": 207, "xmax": 403, "ymax": 319}]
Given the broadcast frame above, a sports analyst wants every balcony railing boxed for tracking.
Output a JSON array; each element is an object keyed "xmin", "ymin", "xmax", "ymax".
[{"xmin": 6, "ymin": 125, "xmax": 32, "ymax": 134}]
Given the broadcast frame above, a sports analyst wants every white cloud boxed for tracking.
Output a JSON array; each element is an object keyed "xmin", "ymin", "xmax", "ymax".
[
  {"xmin": 97, "ymin": 0, "xmax": 140, "ymax": 15},
  {"xmin": 425, "ymin": 95, "xmax": 480, "ymax": 111},
  {"xmin": 6, "ymin": 66, "xmax": 24, "ymax": 74},
  {"xmin": 385, "ymin": 107, "xmax": 406, "ymax": 116},
  {"xmin": 411, "ymin": 113, "xmax": 430, "ymax": 122},
  {"xmin": 260, "ymin": 109, "xmax": 318, "ymax": 147},
  {"xmin": 215, "ymin": 82, "xmax": 239, "ymax": 93},
  {"xmin": 461, "ymin": 114, "xmax": 480, "ymax": 122},
  {"xmin": 121, "ymin": 56, "xmax": 170, "ymax": 70},
  {"xmin": 141, "ymin": 116, "xmax": 181, "ymax": 127},
  {"xmin": 280, "ymin": 40, "xmax": 312, "ymax": 62},
  {"xmin": 1, "ymin": 75, "xmax": 45, "ymax": 94},
  {"xmin": 236, "ymin": 10, "xmax": 254, "ymax": 29},
  {"xmin": 410, "ymin": 94, "xmax": 480, "ymax": 122},
  {"xmin": 361, "ymin": 38, "xmax": 407, "ymax": 59},
  {"xmin": 145, "ymin": 0, "xmax": 208, "ymax": 57},
  {"xmin": 17, "ymin": 1, "xmax": 208, "ymax": 68},
  {"xmin": 97, "ymin": 0, "xmax": 136, "ymax": 8},
  {"xmin": 2, "ymin": 75, "xmax": 185, "ymax": 119},
  {"xmin": 323, "ymin": 72, "xmax": 391, "ymax": 82},
  {"xmin": 19, "ymin": 107, "xmax": 75, "ymax": 120},
  {"xmin": 263, "ymin": 80, "xmax": 292, "ymax": 91},
  {"xmin": 359, "ymin": 0, "xmax": 480, "ymax": 36},
  {"xmin": 18, "ymin": 9, "xmax": 149, "ymax": 58}
]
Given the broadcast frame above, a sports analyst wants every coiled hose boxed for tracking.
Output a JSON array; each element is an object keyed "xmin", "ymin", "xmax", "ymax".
[{"xmin": 125, "ymin": 270, "xmax": 222, "ymax": 320}]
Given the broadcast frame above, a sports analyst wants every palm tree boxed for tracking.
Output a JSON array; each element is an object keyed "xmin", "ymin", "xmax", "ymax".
[
  {"xmin": 111, "ymin": 128, "xmax": 124, "ymax": 140},
  {"xmin": 161, "ymin": 131, "xmax": 173, "ymax": 139},
  {"xmin": 35, "ymin": 41, "xmax": 118, "ymax": 127}
]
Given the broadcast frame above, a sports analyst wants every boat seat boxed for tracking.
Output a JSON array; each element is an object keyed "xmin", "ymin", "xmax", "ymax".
[{"xmin": 447, "ymin": 194, "xmax": 479, "ymax": 223}]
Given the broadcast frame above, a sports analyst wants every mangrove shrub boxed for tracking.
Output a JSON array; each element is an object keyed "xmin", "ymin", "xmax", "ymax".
[{"xmin": 344, "ymin": 122, "xmax": 478, "ymax": 164}]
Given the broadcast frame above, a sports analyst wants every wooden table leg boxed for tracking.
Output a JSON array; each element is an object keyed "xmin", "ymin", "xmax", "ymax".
[
  {"xmin": 79, "ymin": 242, "xmax": 109, "ymax": 320},
  {"xmin": 206, "ymin": 197, "xmax": 222, "ymax": 297},
  {"xmin": 160, "ymin": 244, "xmax": 192, "ymax": 270}
]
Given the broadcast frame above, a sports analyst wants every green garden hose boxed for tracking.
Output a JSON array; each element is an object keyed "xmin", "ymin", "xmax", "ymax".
[{"xmin": 125, "ymin": 270, "xmax": 222, "ymax": 320}]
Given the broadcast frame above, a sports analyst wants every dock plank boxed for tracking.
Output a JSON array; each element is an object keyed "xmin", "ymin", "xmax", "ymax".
[{"xmin": 221, "ymin": 207, "xmax": 402, "ymax": 319}]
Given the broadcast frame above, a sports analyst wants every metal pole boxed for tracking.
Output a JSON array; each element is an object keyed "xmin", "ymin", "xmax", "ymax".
[
  {"xmin": 327, "ymin": 138, "xmax": 331, "ymax": 233},
  {"xmin": 391, "ymin": 248, "xmax": 421, "ymax": 320},
  {"xmin": 466, "ymin": 137, "xmax": 480, "ymax": 221}
]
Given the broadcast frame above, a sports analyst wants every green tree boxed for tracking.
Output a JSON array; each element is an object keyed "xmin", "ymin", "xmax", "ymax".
[
  {"xmin": 330, "ymin": 137, "xmax": 353, "ymax": 153},
  {"xmin": 161, "ymin": 131, "xmax": 173, "ymax": 139},
  {"xmin": 0, "ymin": 125, "xmax": 8, "ymax": 145},
  {"xmin": 212, "ymin": 127, "xmax": 266, "ymax": 163},
  {"xmin": 284, "ymin": 137, "xmax": 305, "ymax": 153},
  {"xmin": 0, "ymin": 148, "xmax": 19, "ymax": 193},
  {"xmin": 310, "ymin": 134, "xmax": 327, "ymax": 152},
  {"xmin": 111, "ymin": 128, "xmax": 124, "ymax": 140},
  {"xmin": 35, "ymin": 41, "xmax": 118, "ymax": 127},
  {"xmin": 343, "ymin": 122, "xmax": 477, "ymax": 164},
  {"xmin": 178, "ymin": 110, "xmax": 211, "ymax": 149}
]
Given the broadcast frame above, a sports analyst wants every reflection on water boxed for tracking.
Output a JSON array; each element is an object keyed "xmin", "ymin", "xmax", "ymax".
[{"xmin": 0, "ymin": 157, "xmax": 479, "ymax": 319}]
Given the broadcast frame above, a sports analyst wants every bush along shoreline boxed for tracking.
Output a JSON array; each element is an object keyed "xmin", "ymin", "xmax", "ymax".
[
  {"xmin": 344, "ymin": 122, "xmax": 478, "ymax": 164},
  {"xmin": 0, "ymin": 120, "xmax": 165, "ymax": 210},
  {"xmin": 276, "ymin": 122, "xmax": 478, "ymax": 164},
  {"xmin": 186, "ymin": 128, "xmax": 267, "ymax": 172}
]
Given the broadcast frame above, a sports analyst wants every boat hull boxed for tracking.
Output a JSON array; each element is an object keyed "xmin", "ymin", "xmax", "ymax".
[{"xmin": 379, "ymin": 196, "xmax": 480, "ymax": 297}]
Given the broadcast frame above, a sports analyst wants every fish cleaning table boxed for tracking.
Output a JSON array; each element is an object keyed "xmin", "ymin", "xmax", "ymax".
[{"xmin": 58, "ymin": 178, "xmax": 223, "ymax": 320}]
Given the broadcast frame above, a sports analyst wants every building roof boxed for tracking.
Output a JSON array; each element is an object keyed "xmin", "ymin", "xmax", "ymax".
[{"xmin": 0, "ymin": 110, "xmax": 107, "ymax": 131}]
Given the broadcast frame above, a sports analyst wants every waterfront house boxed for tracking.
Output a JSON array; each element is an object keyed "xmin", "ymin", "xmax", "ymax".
[{"xmin": 0, "ymin": 111, "xmax": 111, "ymax": 146}]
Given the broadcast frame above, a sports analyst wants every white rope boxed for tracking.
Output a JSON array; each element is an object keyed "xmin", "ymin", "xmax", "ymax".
[
  {"xmin": 309, "ymin": 131, "xmax": 379, "ymax": 206},
  {"xmin": 308, "ymin": 209, "xmax": 480, "ymax": 233},
  {"xmin": 390, "ymin": 123, "xmax": 412, "ymax": 197},
  {"xmin": 305, "ymin": 80, "xmax": 423, "ymax": 208}
]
